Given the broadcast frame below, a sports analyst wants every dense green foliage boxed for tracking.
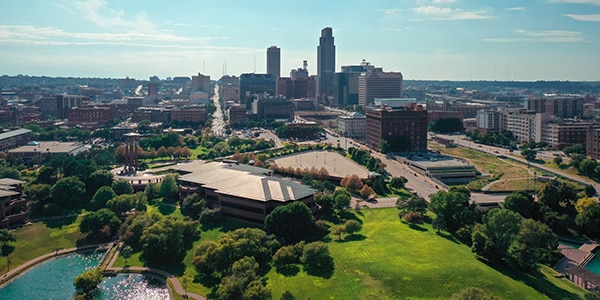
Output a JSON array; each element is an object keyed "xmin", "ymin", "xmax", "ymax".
[
  {"xmin": 73, "ymin": 268, "xmax": 103, "ymax": 294},
  {"xmin": 429, "ymin": 189, "xmax": 475, "ymax": 233},
  {"xmin": 79, "ymin": 208, "xmax": 121, "ymax": 240},
  {"xmin": 466, "ymin": 130, "xmax": 515, "ymax": 148},
  {"xmin": 264, "ymin": 202, "xmax": 317, "ymax": 244},
  {"xmin": 429, "ymin": 118, "xmax": 464, "ymax": 134}
]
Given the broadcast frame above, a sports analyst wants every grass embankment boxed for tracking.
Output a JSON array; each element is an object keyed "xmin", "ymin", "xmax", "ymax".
[
  {"xmin": 0, "ymin": 215, "xmax": 83, "ymax": 272},
  {"xmin": 268, "ymin": 208, "xmax": 586, "ymax": 300}
]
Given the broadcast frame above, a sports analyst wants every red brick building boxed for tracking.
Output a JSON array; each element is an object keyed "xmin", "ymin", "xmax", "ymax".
[{"xmin": 366, "ymin": 105, "xmax": 428, "ymax": 152}]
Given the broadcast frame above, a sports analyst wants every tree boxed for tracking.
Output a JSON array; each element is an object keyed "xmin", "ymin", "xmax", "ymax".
[
  {"xmin": 576, "ymin": 198, "xmax": 600, "ymax": 239},
  {"xmin": 396, "ymin": 195, "xmax": 428, "ymax": 215},
  {"xmin": 80, "ymin": 208, "xmax": 121, "ymax": 240},
  {"xmin": 273, "ymin": 244, "xmax": 301, "ymax": 268},
  {"xmin": 404, "ymin": 212, "xmax": 424, "ymax": 225},
  {"xmin": 281, "ymin": 291, "xmax": 296, "ymax": 300},
  {"xmin": 563, "ymin": 144, "xmax": 585, "ymax": 156},
  {"xmin": 585, "ymin": 185, "xmax": 597, "ymax": 197},
  {"xmin": 471, "ymin": 209, "xmax": 522, "ymax": 262},
  {"xmin": 144, "ymin": 182, "xmax": 160, "ymax": 201},
  {"xmin": 429, "ymin": 190, "xmax": 475, "ymax": 233},
  {"xmin": 360, "ymin": 184, "xmax": 375, "ymax": 200},
  {"xmin": 73, "ymin": 268, "xmax": 103, "ymax": 294},
  {"xmin": 193, "ymin": 228, "xmax": 279, "ymax": 275},
  {"xmin": 521, "ymin": 149, "xmax": 537, "ymax": 161},
  {"xmin": 36, "ymin": 166, "xmax": 56, "ymax": 184},
  {"xmin": 85, "ymin": 169, "xmax": 114, "ymax": 195},
  {"xmin": 181, "ymin": 193, "xmax": 206, "ymax": 219},
  {"xmin": 314, "ymin": 192, "xmax": 334, "ymax": 215},
  {"xmin": 553, "ymin": 156, "xmax": 563, "ymax": 166},
  {"xmin": 112, "ymin": 179, "xmax": 134, "ymax": 195},
  {"xmin": 91, "ymin": 186, "xmax": 116, "ymax": 209},
  {"xmin": 332, "ymin": 189, "xmax": 351, "ymax": 211},
  {"xmin": 265, "ymin": 201, "xmax": 316, "ymax": 244},
  {"xmin": 107, "ymin": 193, "xmax": 148, "ymax": 215},
  {"xmin": 50, "ymin": 176, "xmax": 85, "ymax": 209},
  {"xmin": 508, "ymin": 219, "xmax": 558, "ymax": 270},
  {"xmin": 343, "ymin": 220, "xmax": 362, "ymax": 235},
  {"xmin": 301, "ymin": 242, "xmax": 334, "ymax": 276},
  {"xmin": 24, "ymin": 183, "xmax": 52, "ymax": 214},
  {"xmin": 390, "ymin": 176, "xmax": 408, "ymax": 189},
  {"xmin": 0, "ymin": 229, "xmax": 16, "ymax": 248},
  {"xmin": 121, "ymin": 245, "xmax": 133, "ymax": 265},
  {"xmin": 140, "ymin": 216, "xmax": 199, "ymax": 267},
  {"xmin": 215, "ymin": 256, "xmax": 271, "ymax": 300},
  {"xmin": 503, "ymin": 191, "xmax": 536, "ymax": 218},
  {"xmin": 159, "ymin": 174, "xmax": 179, "ymax": 202},
  {"xmin": 340, "ymin": 174, "xmax": 363, "ymax": 192}
]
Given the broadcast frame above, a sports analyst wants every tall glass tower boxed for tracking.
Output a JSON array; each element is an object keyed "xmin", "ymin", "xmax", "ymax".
[{"xmin": 317, "ymin": 27, "xmax": 335, "ymax": 101}]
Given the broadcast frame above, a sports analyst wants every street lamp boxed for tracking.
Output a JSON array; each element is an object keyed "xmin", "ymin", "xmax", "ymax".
[{"xmin": 183, "ymin": 275, "xmax": 188, "ymax": 299}]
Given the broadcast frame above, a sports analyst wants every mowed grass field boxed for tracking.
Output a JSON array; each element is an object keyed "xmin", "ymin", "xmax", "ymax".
[
  {"xmin": 0, "ymin": 215, "xmax": 83, "ymax": 272},
  {"xmin": 267, "ymin": 208, "xmax": 586, "ymax": 300}
]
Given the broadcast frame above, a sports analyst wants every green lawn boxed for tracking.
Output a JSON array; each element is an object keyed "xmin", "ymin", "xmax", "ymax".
[
  {"xmin": 267, "ymin": 208, "xmax": 587, "ymax": 300},
  {"xmin": 0, "ymin": 215, "xmax": 84, "ymax": 273}
]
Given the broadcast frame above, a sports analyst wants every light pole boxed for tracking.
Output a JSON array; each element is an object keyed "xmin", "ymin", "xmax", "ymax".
[{"xmin": 183, "ymin": 275, "xmax": 188, "ymax": 299}]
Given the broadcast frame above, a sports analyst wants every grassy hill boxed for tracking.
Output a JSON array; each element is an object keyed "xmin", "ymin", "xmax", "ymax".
[{"xmin": 266, "ymin": 208, "xmax": 586, "ymax": 300}]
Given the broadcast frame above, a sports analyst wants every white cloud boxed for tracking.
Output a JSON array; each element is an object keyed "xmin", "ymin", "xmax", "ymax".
[
  {"xmin": 484, "ymin": 29, "xmax": 585, "ymax": 43},
  {"xmin": 433, "ymin": 0, "xmax": 457, "ymax": 3},
  {"xmin": 382, "ymin": 28, "xmax": 404, "ymax": 32},
  {"xmin": 564, "ymin": 13, "xmax": 600, "ymax": 21},
  {"xmin": 549, "ymin": 0, "xmax": 600, "ymax": 6},
  {"xmin": 68, "ymin": 0, "xmax": 159, "ymax": 34},
  {"xmin": 415, "ymin": 6, "xmax": 452, "ymax": 15},
  {"xmin": 414, "ymin": 6, "xmax": 495, "ymax": 20},
  {"xmin": 506, "ymin": 7, "xmax": 526, "ymax": 11}
]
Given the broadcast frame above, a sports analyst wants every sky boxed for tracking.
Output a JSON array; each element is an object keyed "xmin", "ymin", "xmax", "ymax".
[{"xmin": 1, "ymin": 0, "xmax": 600, "ymax": 81}]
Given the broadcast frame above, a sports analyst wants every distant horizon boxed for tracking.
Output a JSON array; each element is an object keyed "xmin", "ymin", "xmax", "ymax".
[
  {"xmin": 3, "ymin": 73, "xmax": 600, "ymax": 84},
  {"xmin": 2, "ymin": 1, "xmax": 600, "ymax": 81}
]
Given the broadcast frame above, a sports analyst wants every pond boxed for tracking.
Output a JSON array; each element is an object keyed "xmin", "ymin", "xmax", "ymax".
[{"xmin": 0, "ymin": 251, "xmax": 169, "ymax": 299}]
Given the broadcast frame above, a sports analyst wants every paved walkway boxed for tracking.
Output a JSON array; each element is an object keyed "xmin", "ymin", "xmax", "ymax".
[
  {"xmin": 0, "ymin": 243, "xmax": 109, "ymax": 287},
  {"xmin": 1, "ymin": 242, "xmax": 206, "ymax": 300}
]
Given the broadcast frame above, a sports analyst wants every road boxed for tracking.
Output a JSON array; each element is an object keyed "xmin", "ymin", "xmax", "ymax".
[
  {"xmin": 211, "ymin": 85, "xmax": 225, "ymax": 136},
  {"xmin": 436, "ymin": 134, "xmax": 600, "ymax": 194}
]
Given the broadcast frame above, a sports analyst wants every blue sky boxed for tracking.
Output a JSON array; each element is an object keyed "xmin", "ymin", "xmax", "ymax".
[{"xmin": 1, "ymin": 0, "xmax": 599, "ymax": 81}]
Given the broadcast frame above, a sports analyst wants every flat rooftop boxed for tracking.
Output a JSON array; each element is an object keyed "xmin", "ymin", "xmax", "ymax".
[
  {"xmin": 409, "ymin": 155, "xmax": 472, "ymax": 169},
  {"xmin": 270, "ymin": 150, "xmax": 370, "ymax": 179},
  {"xmin": 8, "ymin": 141, "xmax": 86, "ymax": 154}
]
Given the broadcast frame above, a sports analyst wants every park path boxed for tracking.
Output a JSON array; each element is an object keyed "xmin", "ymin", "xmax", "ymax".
[
  {"xmin": 1, "ymin": 242, "xmax": 206, "ymax": 300},
  {"xmin": 0, "ymin": 243, "xmax": 109, "ymax": 287}
]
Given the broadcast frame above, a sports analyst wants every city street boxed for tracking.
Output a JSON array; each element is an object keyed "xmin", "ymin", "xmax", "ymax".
[{"xmin": 211, "ymin": 85, "xmax": 225, "ymax": 137}]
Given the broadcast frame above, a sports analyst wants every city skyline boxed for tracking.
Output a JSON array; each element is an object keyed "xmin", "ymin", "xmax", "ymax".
[{"xmin": 1, "ymin": 0, "xmax": 600, "ymax": 81}]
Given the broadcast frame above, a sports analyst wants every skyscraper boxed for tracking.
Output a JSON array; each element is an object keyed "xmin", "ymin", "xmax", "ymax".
[
  {"xmin": 266, "ymin": 46, "xmax": 281, "ymax": 78},
  {"xmin": 317, "ymin": 27, "xmax": 335, "ymax": 101}
]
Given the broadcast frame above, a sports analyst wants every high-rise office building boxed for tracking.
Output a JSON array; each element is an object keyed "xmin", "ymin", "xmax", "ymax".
[
  {"xmin": 266, "ymin": 46, "xmax": 281, "ymax": 78},
  {"xmin": 317, "ymin": 27, "xmax": 335, "ymax": 101},
  {"xmin": 358, "ymin": 68, "xmax": 403, "ymax": 107},
  {"xmin": 191, "ymin": 73, "xmax": 211, "ymax": 93},
  {"xmin": 334, "ymin": 62, "xmax": 375, "ymax": 108}
]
